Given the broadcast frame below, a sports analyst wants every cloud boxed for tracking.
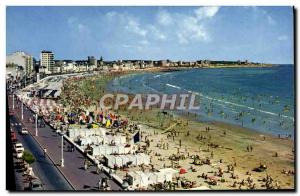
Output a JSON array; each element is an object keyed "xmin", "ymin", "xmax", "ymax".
[
  {"xmin": 139, "ymin": 40, "xmax": 149, "ymax": 45},
  {"xmin": 147, "ymin": 25, "xmax": 166, "ymax": 40},
  {"xmin": 67, "ymin": 16, "xmax": 77, "ymax": 26},
  {"xmin": 267, "ymin": 15, "xmax": 276, "ymax": 25},
  {"xmin": 195, "ymin": 6, "xmax": 220, "ymax": 20},
  {"xmin": 157, "ymin": 10, "xmax": 173, "ymax": 26},
  {"xmin": 153, "ymin": 7, "xmax": 219, "ymax": 44},
  {"xmin": 105, "ymin": 12, "xmax": 148, "ymax": 37},
  {"xmin": 125, "ymin": 18, "xmax": 147, "ymax": 37},
  {"xmin": 278, "ymin": 35, "xmax": 288, "ymax": 41},
  {"xmin": 105, "ymin": 11, "xmax": 117, "ymax": 18},
  {"xmin": 102, "ymin": 7, "xmax": 219, "ymax": 47},
  {"xmin": 67, "ymin": 17, "xmax": 90, "ymax": 35},
  {"xmin": 250, "ymin": 7, "xmax": 276, "ymax": 26},
  {"xmin": 177, "ymin": 16, "xmax": 208, "ymax": 44}
]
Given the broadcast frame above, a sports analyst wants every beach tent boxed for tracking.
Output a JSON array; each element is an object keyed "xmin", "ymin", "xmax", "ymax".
[
  {"xmin": 140, "ymin": 153, "xmax": 150, "ymax": 165},
  {"xmin": 98, "ymin": 128, "xmax": 106, "ymax": 136},
  {"xmin": 91, "ymin": 146, "xmax": 100, "ymax": 156},
  {"xmin": 128, "ymin": 171, "xmax": 149, "ymax": 188},
  {"xmin": 105, "ymin": 155, "xmax": 116, "ymax": 168},
  {"xmin": 155, "ymin": 172, "xmax": 165, "ymax": 183},
  {"xmin": 105, "ymin": 146, "xmax": 113, "ymax": 155},
  {"xmin": 79, "ymin": 138, "xmax": 92, "ymax": 146},
  {"xmin": 115, "ymin": 156, "xmax": 123, "ymax": 167},
  {"xmin": 121, "ymin": 155, "xmax": 130, "ymax": 166},
  {"xmin": 128, "ymin": 154, "xmax": 138, "ymax": 165},
  {"xmin": 159, "ymin": 168, "xmax": 178, "ymax": 182},
  {"xmin": 136, "ymin": 154, "xmax": 144, "ymax": 165},
  {"xmin": 148, "ymin": 173, "xmax": 157, "ymax": 185},
  {"xmin": 137, "ymin": 171, "xmax": 149, "ymax": 187},
  {"xmin": 124, "ymin": 146, "xmax": 132, "ymax": 154}
]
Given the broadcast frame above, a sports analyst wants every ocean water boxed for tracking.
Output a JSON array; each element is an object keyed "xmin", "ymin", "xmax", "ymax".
[{"xmin": 108, "ymin": 65, "xmax": 295, "ymax": 138}]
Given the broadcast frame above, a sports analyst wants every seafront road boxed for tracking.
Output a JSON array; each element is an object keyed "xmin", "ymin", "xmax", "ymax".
[
  {"xmin": 8, "ymin": 95, "xmax": 122, "ymax": 191},
  {"xmin": 10, "ymin": 115, "xmax": 73, "ymax": 190}
]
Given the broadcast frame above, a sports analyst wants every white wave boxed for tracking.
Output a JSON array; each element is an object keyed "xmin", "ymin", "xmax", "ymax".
[
  {"xmin": 184, "ymin": 87, "xmax": 294, "ymax": 121},
  {"xmin": 154, "ymin": 74, "xmax": 161, "ymax": 78},
  {"xmin": 140, "ymin": 76, "xmax": 159, "ymax": 93},
  {"xmin": 166, "ymin": 83, "xmax": 181, "ymax": 90},
  {"xmin": 165, "ymin": 83, "xmax": 294, "ymax": 121}
]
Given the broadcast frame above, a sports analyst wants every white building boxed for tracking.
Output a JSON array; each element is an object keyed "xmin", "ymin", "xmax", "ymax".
[
  {"xmin": 6, "ymin": 51, "xmax": 34, "ymax": 77},
  {"xmin": 40, "ymin": 51, "xmax": 54, "ymax": 74}
]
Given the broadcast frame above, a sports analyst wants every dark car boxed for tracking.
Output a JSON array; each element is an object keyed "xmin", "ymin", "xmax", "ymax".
[{"xmin": 29, "ymin": 179, "xmax": 44, "ymax": 191}]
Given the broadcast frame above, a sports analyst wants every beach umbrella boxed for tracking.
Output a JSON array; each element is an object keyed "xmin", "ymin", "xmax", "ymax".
[{"xmin": 179, "ymin": 168, "xmax": 187, "ymax": 174}]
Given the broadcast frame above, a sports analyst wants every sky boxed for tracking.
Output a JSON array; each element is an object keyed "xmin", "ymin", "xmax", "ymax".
[{"xmin": 6, "ymin": 6, "xmax": 294, "ymax": 64}]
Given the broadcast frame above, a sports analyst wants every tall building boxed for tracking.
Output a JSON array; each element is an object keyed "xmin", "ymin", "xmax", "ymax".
[
  {"xmin": 88, "ymin": 56, "xmax": 97, "ymax": 66},
  {"xmin": 6, "ymin": 51, "xmax": 34, "ymax": 77},
  {"xmin": 40, "ymin": 50, "xmax": 54, "ymax": 74}
]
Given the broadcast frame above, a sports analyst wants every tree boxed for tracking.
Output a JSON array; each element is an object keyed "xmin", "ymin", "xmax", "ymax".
[{"xmin": 22, "ymin": 150, "xmax": 35, "ymax": 165}]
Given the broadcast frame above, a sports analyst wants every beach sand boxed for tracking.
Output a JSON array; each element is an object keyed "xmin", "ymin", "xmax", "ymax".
[{"xmin": 117, "ymin": 107, "xmax": 294, "ymax": 190}]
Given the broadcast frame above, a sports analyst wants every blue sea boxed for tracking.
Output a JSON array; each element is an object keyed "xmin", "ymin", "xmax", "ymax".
[{"xmin": 108, "ymin": 65, "xmax": 295, "ymax": 138}]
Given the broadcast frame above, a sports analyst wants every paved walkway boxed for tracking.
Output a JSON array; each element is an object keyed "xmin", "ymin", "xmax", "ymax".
[
  {"xmin": 10, "ymin": 115, "xmax": 73, "ymax": 190},
  {"xmin": 9, "ymin": 95, "xmax": 122, "ymax": 191}
]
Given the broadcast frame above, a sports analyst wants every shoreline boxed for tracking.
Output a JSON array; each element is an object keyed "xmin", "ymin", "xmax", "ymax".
[
  {"xmin": 58, "ymin": 68, "xmax": 294, "ymax": 190},
  {"xmin": 106, "ymin": 67, "xmax": 294, "ymax": 140}
]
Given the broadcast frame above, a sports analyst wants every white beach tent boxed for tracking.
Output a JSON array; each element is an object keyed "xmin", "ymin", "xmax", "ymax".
[
  {"xmin": 121, "ymin": 155, "xmax": 130, "ymax": 166},
  {"xmin": 105, "ymin": 146, "xmax": 113, "ymax": 155},
  {"xmin": 128, "ymin": 171, "xmax": 149, "ymax": 188},
  {"xmin": 154, "ymin": 172, "xmax": 165, "ymax": 183},
  {"xmin": 98, "ymin": 128, "xmax": 106, "ymax": 136},
  {"xmin": 105, "ymin": 155, "xmax": 116, "ymax": 168},
  {"xmin": 115, "ymin": 156, "xmax": 123, "ymax": 167},
  {"xmin": 136, "ymin": 154, "xmax": 144, "ymax": 165},
  {"xmin": 140, "ymin": 153, "xmax": 150, "ymax": 165},
  {"xmin": 137, "ymin": 171, "xmax": 149, "ymax": 187},
  {"xmin": 148, "ymin": 173, "xmax": 158, "ymax": 185},
  {"xmin": 159, "ymin": 168, "xmax": 178, "ymax": 182},
  {"xmin": 128, "ymin": 154, "xmax": 138, "ymax": 165}
]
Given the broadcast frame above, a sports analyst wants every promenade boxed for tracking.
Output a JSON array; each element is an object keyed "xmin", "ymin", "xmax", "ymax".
[{"xmin": 8, "ymin": 95, "xmax": 122, "ymax": 191}]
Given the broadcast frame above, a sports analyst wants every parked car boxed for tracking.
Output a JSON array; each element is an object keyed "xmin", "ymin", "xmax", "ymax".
[
  {"xmin": 19, "ymin": 127, "xmax": 29, "ymax": 135},
  {"xmin": 11, "ymin": 131, "xmax": 17, "ymax": 143},
  {"xmin": 29, "ymin": 178, "xmax": 44, "ymax": 191},
  {"xmin": 15, "ymin": 149, "xmax": 23, "ymax": 159},
  {"xmin": 14, "ymin": 142, "xmax": 24, "ymax": 152}
]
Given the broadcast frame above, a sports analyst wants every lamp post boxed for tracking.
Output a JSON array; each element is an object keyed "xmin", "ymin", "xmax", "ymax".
[
  {"xmin": 12, "ymin": 94, "xmax": 14, "ymax": 110},
  {"xmin": 35, "ymin": 114, "xmax": 38, "ymax": 136},
  {"xmin": 21, "ymin": 101, "xmax": 24, "ymax": 120},
  {"xmin": 61, "ymin": 133, "xmax": 64, "ymax": 167}
]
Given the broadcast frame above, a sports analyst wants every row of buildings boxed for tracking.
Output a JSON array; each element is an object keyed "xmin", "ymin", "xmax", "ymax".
[
  {"xmin": 6, "ymin": 50, "xmax": 258, "ymax": 79},
  {"xmin": 6, "ymin": 51, "xmax": 101, "ymax": 79}
]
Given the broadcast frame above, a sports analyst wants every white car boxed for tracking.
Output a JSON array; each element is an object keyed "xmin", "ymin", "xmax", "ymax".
[
  {"xmin": 16, "ymin": 149, "xmax": 23, "ymax": 159},
  {"xmin": 20, "ymin": 127, "xmax": 29, "ymax": 135},
  {"xmin": 14, "ymin": 143, "xmax": 24, "ymax": 152}
]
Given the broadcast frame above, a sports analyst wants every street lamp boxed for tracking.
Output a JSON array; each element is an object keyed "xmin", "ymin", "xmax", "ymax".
[
  {"xmin": 61, "ymin": 133, "xmax": 64, "ymax": 167},
  {"xmin": 35, "ymin": 114, "xmax": 38, "ymax": 136},
  {"xmin": 12, "ymin": 94, "xmax": 14, "ymax": 110},
  {"xmin": 21, "ymin": 101, "xmax": 24, "ymax": 120}
]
